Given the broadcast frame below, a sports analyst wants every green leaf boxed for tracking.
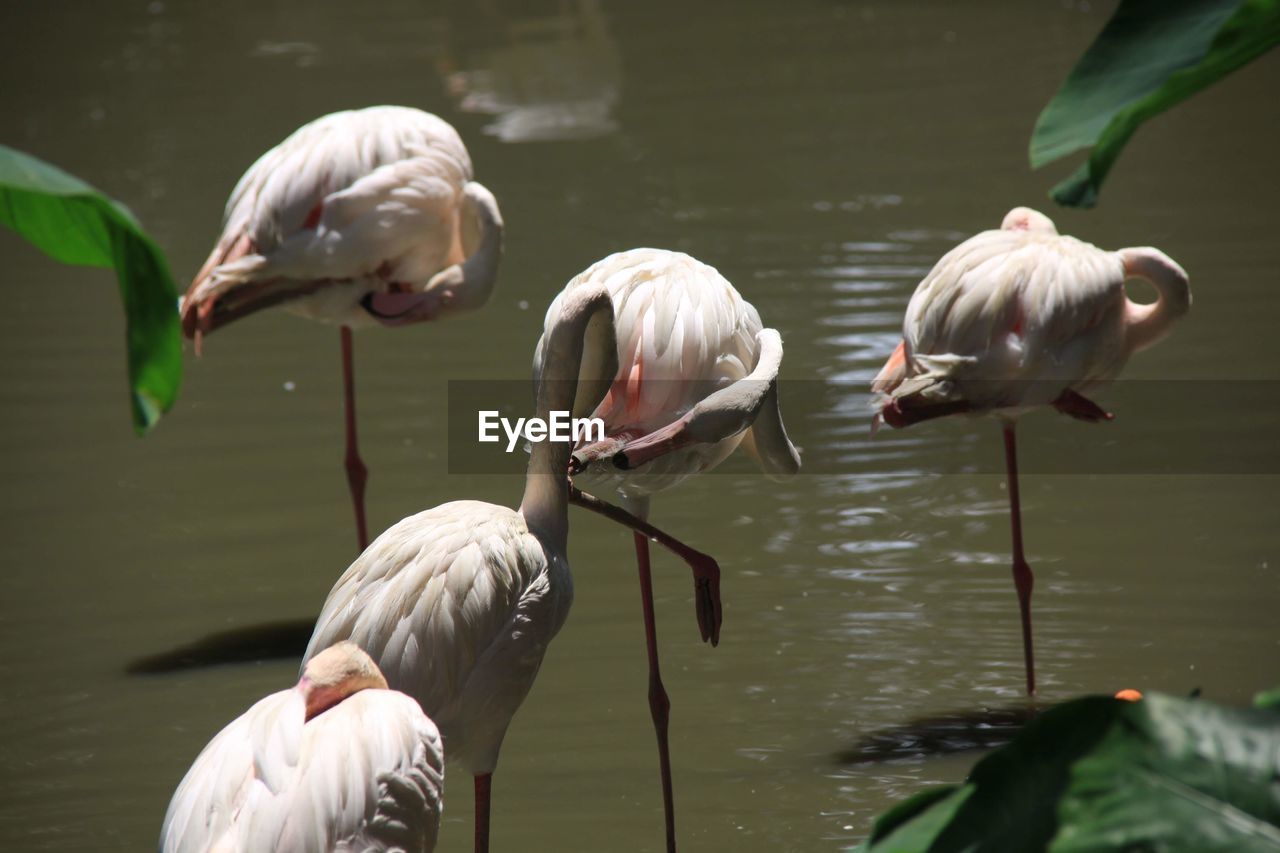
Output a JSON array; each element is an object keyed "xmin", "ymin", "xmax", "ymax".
[
  {"xmin": 852, "ymin": 693, "xmax": 1280, "ymax": 852},
  {"xmin": 1254, "ymin": 687, "xmax": 1280, "ymax": 710},
  {"xmin": 0, "ymin": 144, "xmax": 182, "ymax": 433},
  {"xmin": 851, "ymin": 785, "xmax": 972, "ymax": 852},
  {"xmin": 1030, "ymin": 0, "xmax": 1280, "ymax": 207},
  {"xmin": 1052, "ymin": 695, "xmax": 1280, "ymax": 852}
]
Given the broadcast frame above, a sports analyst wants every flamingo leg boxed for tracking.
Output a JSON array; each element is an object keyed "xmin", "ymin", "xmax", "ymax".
[
  {"xmin": 474, "ymin": 773, "xmax": 492, "ymax": 853},
  {"xmin": 1002, "ymin": 422, "xmax": 1035, "ymax": 695},
  {"xmin": 568, "ymin": 485, "xmax": 722, "ymax": 645},
  {"xmin": 340, "ymin": 326, "xmax": 370, "ymax": 552},
  {"xmin": 634, "ymin": 530, "xmax": 678, "ymax": 853}
]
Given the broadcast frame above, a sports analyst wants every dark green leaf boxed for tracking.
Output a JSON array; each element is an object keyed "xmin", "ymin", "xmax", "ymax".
[
  {"xmin": 852, "ymin": 693, "xmax": 1280, "ymax": 852},
  {"xmin": 1052, "ymin": 695, "xmax": 1280, "ymax": 852},
  {"xmin": 0, "ymin": 144, "xmax": 182, "ymax": 433},
  {"xmin": 863, "ymin": 784, "xmax": 967, "ymax": 847},
  {"xmin": 851, "ymin": 785, "xmax": 972, "ymax": 852},
  {"xmin": 1030, "ymin": 0, "xmax": 1280, "ymax": 207}
]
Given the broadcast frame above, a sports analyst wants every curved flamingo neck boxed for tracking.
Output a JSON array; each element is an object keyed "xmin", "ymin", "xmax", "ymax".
[
  {"xmin": 520, "ymin": 287, "xmax": 616, "ymax": 552},
  {"xmin": 428, "ymin": 182, "xmax": 504, "ymax": 315},
  {"xmin": 1119, "ymin": 247, "xmax": 1191, "ymax": 354}
]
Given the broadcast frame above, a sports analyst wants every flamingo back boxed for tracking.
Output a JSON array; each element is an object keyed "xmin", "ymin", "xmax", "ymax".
[
  {"xmin": 877, "ymin": 215, "xmax": 1132, "ymax": 417},
  {"xmin": 185, "ymin": 106, "xmax": 476, "ymax": 329},
  {"xmin": 160, "ymin": 687, "xmax": 443, "ymax": 853},
  {"xmin": 302, "ymin": 501, "xmax": 569, "ymax": 776},
  {"xmin": 535, "ymin": 249, "xmax": 768, "ymax": 497}
]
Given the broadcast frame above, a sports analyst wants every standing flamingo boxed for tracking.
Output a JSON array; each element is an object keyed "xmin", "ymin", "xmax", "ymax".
[
  {"xmin": 536, "ymin": 248, "xmax": 801, "ymax": 853},
  {"xmin": 872, "ymin": 207, "xmax": 1191, "ymax": 695},
  {"xmin": 301, "ymin": 283, "xmax": 721, "ymax": 853},
  {"xmin": 160, "ymin": 642, "xmax": 445, "ymax": 852},
  {"xmin": 182, "ymin": 105, "xmax": 503, "ymax": 551}
]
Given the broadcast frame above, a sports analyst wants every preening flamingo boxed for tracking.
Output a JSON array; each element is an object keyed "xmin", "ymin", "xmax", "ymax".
[
  {"xmin": 160, "ymin": 642, "xmax": 444, "ymax": 853},
  {"xmin": 182, "ymin": 105, "xmax": 503, "ymax": 551},
  {"xmin": 300, "ymin": 283, "xmax": 718, "ymax": 853},
  {"xmin": 873, "ymin": 207, "xmax": 1191, "ymax": 695},
  {"xmin": 536, "ymin": 248, "xmax": 800, "ymax": 852}
]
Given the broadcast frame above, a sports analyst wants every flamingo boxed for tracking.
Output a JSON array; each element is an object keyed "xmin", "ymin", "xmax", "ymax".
[
  {"xmin": 182, "ymin": 105, "xmax": 503, "ymax": 551},
  {"xmin": 536, "ymin": 248, "xmax": 801, "ymax": 852},
  {"xmin": 160, "ymin": 642, "xmax": 445, "ymax": 853},
  {"xmin": 300, "ymin": 282, "xmax": 721, "ymax": 853},
  {"xmin": 872, "ymin": 207, "xmax": 1191, "ymax": 695}
]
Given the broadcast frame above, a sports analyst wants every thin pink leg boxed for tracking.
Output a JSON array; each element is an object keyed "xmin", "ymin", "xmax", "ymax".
[
  {"xmin": 340, "ymin": 326, "xmax": 369, "ymax": 552},
  {"xmin": 474, "ymin": 773, "xmax": 491, "ymax": 853},
  {"xmin": 1002, "ymin": 423, "xmax": 1035, "ymax": 696},
  {"xmin": 568, "ymin": 486, "xmax": 721, "ymax": 645},
  {"xmin": 635, "ymin": 531, "xmax": 678, "ymax": 853}
]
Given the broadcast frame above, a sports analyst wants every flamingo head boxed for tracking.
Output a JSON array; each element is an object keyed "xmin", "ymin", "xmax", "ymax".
[
  {"xmin": 1001, "ymin": 207, "xmax": 1058, "ymax": 235},
  {"xmin": 298, "ymin": 642, "xmax": 388, "ymax": 720}
]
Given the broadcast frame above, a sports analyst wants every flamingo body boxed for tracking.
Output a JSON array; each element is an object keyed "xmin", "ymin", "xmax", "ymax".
[
  {"xmin": 873, "ymin": 207, "xmax": 1189, "ymax": 421},
  {"xmin": 184, "ymin": 105, "xmax": 502, "ymax": 336},
  {"xmin": 161, "ymin": 644, "xmax": 444, "ymax": 853},
  {"xmin": 302, "ymin": 501, "xmax": 569, "ymax": 776},
  {"xmin": 538, "ymin": 248, "xmax": 799, "ymax": 501}
]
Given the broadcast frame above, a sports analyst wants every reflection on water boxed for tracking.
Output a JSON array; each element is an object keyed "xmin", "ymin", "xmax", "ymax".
[
  {"xmin": 1, "ymin": 0, "xmax": 1278, "ymax": 850},
  {"xmin": 442, "ymin": 0, "xmax": 620, "ymax": 142}
]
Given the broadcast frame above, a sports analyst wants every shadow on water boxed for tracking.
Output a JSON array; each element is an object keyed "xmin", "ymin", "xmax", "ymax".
[
  {"xmin": 125, "ymin": 618, "xmax": 317, "ymax": 674},
  {"xmin": 835, "ymin": 705, "xmax": 1039, "ymax": 765},
  {"xmin": 838, "ymin": 687, "xmax": 1201, "ymax": 765}
]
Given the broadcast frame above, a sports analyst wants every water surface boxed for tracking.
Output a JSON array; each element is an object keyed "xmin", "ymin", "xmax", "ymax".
[{"xmin": 1, "ymin": 1, "xmax": 1277, "ymax": 850}]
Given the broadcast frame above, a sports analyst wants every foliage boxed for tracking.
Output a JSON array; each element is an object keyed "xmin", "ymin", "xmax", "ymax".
[
  {"xmin": 1031, "ymin": 0, "xmax": 1280, "ymax": 207},
  {"xmin": 0, "ymin": 144, "xmax": 182, "ymax": 433},
  {"xmin": 852, "ymin": 690, "xmax": 1280, "ymax": 852}
]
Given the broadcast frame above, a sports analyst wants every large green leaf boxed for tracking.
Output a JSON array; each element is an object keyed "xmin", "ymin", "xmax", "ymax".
[
  {"xmin": 852, "ymin": 692, "xmax": 1280, "ymax": 852},
  {"xmin": 1030, "ymin": 0, "xmax": 1280, "ymax": 207},
  {"xmin": 0, "ymin": 144, "xmax": 182, "ymax": 433}
]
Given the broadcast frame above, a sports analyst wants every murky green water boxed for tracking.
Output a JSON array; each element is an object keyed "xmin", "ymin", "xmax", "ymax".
[{"xmin": 1, "ymin": 1, "xmax": 1277, "ymax": 850}]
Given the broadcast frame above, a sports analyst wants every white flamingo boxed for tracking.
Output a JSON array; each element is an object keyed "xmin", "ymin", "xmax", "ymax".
[
  {"xmin": 536, "ymin": 248, "xmax": 800, "ymax": 852},
  {"xmin": 300, "ymin": 283, "xmax": 714, "ymax": 853},
  {"xmin": 182, "ymin": 105, "xmax": 503, "ymax": 551},
  {"xmin": 873, "ymin": 207, "xmax": 1191, "ymax": 695},
  {"xmin": 160, "ymin": 642, "xmax": 444, "ymax": 852}
]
